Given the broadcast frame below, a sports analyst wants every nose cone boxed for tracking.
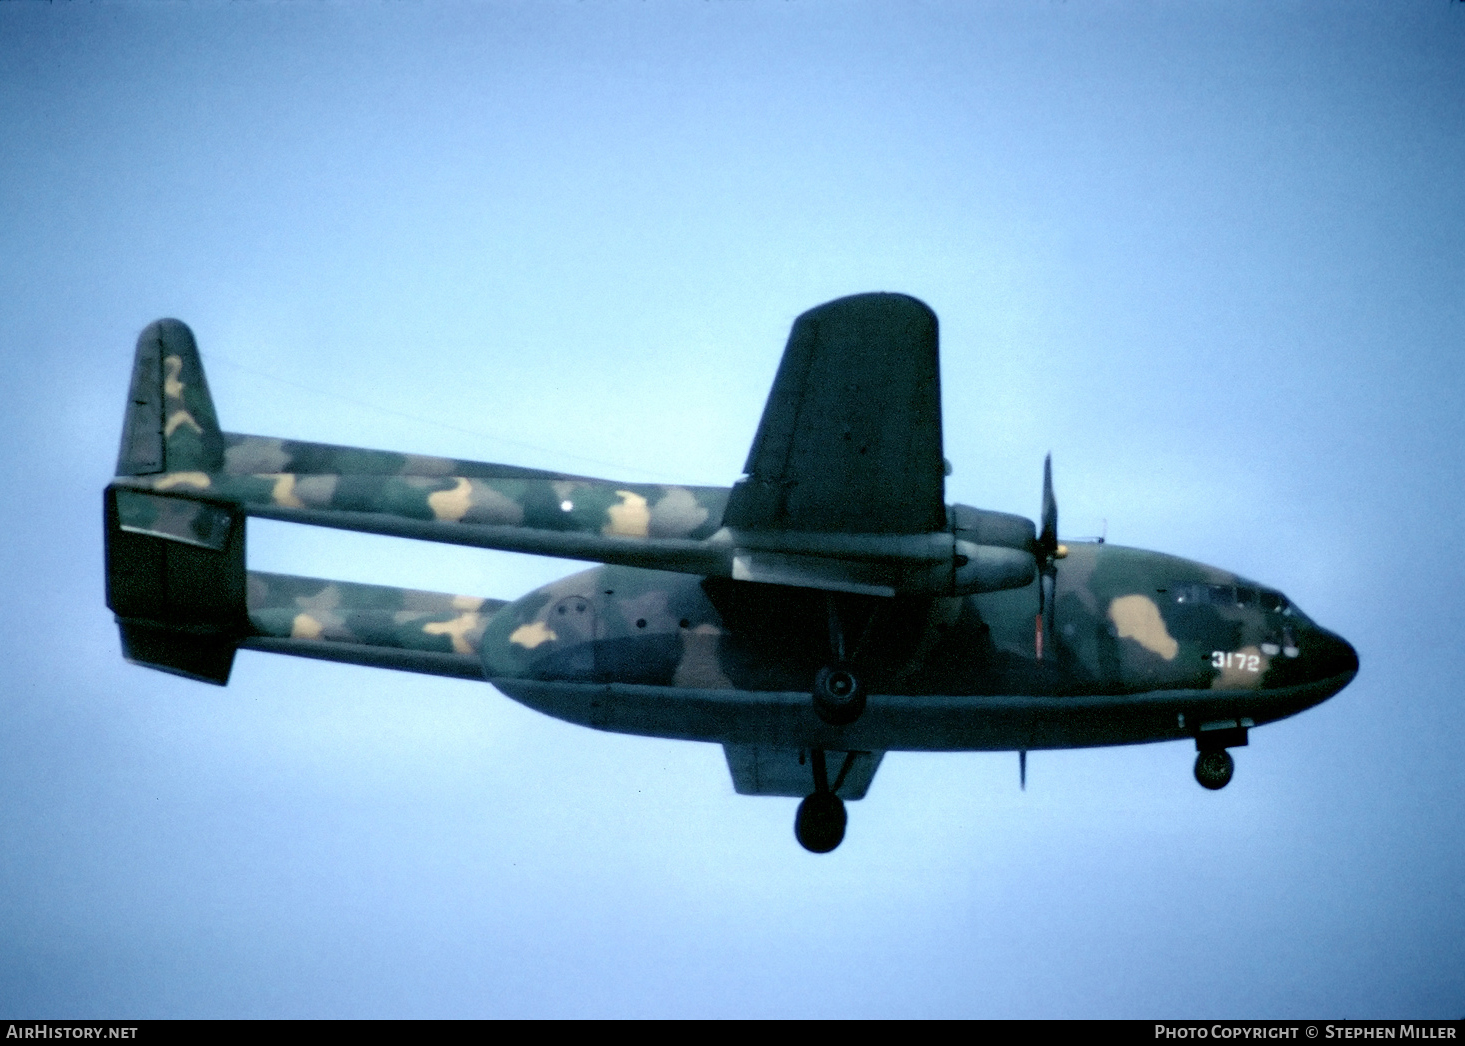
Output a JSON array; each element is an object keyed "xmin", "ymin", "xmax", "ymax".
[{"xmin": 1312, "ymin": 629, "xmax": 1359, "ymax": 686}]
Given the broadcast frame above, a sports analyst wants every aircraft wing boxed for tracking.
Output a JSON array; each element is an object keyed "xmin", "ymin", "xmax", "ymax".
[{"xmin": 722, "ymin": 293, "xmax": 946, "ymax": 535}]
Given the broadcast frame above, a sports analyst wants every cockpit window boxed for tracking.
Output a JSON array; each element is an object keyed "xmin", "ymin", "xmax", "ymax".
[
  {"xmin": 1172, "ymin": 583, "xmax": 1237, "ymax": 606},
  {"xmin": 1258, "ymin": 589, "xmax": 1288, "ymax": 613},
  {"xmin": 1172, "ymin": 584, "xmax": 1204, "ymax": 605},
  {"xmin": 1171, "ymin": 583, "xmax": 1291, "ymax": 613}
]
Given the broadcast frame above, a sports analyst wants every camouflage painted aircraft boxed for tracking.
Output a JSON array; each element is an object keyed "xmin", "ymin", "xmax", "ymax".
[{"xmin": 104, "ymin": 293, "xmax": 1358, "ymax": 852}]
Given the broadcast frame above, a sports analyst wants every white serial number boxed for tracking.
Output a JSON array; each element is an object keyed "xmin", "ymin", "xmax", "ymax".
[{"xmin": 1211, "ymin": 651, "xmax": 1260, "ymax": 672}]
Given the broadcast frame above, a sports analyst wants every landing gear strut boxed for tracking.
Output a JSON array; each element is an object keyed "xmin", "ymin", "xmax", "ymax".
[
  {"xmin": 812, "ymin": 594, "xmax": 872, "ymax": 726},
  {"xmin": 795, "ymin": 748, "xmax": 851, "ymax": 853}
]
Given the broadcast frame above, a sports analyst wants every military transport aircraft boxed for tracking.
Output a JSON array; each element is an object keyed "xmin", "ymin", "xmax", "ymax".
[{"xmin": 104, "ymin": 293, "xmax": 1358, "ymax": 852}]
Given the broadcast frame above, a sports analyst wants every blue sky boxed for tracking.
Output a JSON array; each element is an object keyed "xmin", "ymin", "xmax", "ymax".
[{"xmin": 1, "ymin": 0, "xmax": 1462, "ymax": 1018}]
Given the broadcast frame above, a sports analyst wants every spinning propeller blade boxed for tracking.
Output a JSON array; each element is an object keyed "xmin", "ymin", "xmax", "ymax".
[
  {"xmin": 1035, "ymin": 454, "xmax": 1065, "ymax": 662},
  {"xmin": 1039, "ymin": 453, "xmax": 1058, "ymax": 561}
]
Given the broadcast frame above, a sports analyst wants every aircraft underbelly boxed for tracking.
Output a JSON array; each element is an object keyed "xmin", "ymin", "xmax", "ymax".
[{"xmin": 487, "ymin": 675, "xmax": 1345, "ymax": 753}]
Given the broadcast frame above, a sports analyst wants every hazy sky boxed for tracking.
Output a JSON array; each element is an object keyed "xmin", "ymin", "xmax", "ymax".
[{"xmin": 2, "ymin": 0, "xmax": 1462, "ymax": 1018}]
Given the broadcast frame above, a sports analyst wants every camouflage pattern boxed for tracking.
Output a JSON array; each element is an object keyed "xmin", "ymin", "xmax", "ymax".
[
  {"xmin": 121, "ymin": 434, "xmax": 727, "ymax": 542},
  {"xmin": 479, "ymin": 543, "xmax": 1349, "ymax": 700},
  {"xmin": 477, "ymin": 542, "xmax": 1356, "ymax": 754},
  {"xmin": 116, "ymin": 318, "xmax": 226, "ymax": 476},
  {"xmin": 158, "ymin": 338, "xmax": 225, "ymax": 473},
  {"xmin": 245, "ymin": 570, "xmax": 504, "ymax": 660},
  {"xmin": 115, "ymin": 325, "xmax": 1031, "ymax": 599}
]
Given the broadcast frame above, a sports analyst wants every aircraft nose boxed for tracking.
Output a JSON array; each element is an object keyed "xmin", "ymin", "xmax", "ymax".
[{"xmin": 1312, "ymin": 630, "xmax": 1359, "ymax": 683}]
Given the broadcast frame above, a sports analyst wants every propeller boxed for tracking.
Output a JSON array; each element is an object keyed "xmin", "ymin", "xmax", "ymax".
[
  {"xmin": 1038, "ymin": 453, "xmax": 1058, "ymax": 561},
  {"xmin": 1035, "ymin": 454, "xmax": 1067, "ymax": 662}
]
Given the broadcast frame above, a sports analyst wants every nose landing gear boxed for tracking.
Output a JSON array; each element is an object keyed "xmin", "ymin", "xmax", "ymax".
[
  {"xmin": 1193, "ymin": 722, "xmax": 1247, "ymax": 790},
  {"xmin": 1194, "ymin": 749, "xmax": 1235, "ymax": 790}
]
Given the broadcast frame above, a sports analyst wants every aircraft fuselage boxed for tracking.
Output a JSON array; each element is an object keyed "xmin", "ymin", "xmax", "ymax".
[{"xmin": 481, "ymin": 541, "xmax": 1358, "ymax": 753}]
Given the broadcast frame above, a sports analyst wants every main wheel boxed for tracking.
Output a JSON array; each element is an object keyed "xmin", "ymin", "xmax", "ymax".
[
  {"xmin": 812, "ymin": 665, "xmax": 865, "ymax": 726},
  {"xmin": 1194, "ymin": 749, "xmax": 1235, "ymax": 790},
  {"xmin": 795, "ymin": 792, "xmax": 847, "ymax": 853}
]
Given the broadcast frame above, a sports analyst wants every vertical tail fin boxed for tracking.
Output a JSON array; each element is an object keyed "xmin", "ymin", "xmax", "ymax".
[
  {"xmin": 109, "ymin": 319, "xmax": 242, "ymax": 684},
  {"xmin": 117, "ymin": 319, "xmax": 224, "ymax": 476}
]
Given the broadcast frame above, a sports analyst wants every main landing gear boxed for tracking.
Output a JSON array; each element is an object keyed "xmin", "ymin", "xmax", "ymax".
[{"xmin": 795, "ymin": 748, "xmax": 855, "ymax": 853}]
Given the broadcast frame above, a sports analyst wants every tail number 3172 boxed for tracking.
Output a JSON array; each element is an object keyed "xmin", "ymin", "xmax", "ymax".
[{"xmin": 1212, "ymin": 650, "xmax": 1260, "ymax": 672}]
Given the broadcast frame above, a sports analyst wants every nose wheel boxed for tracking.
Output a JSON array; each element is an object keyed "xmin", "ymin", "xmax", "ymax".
[
  {"xmin": 1193, "ymin": 723, "xmax": 1246, "ymax": 790},
  {"xmin": 1194, "ymin": 749, "xmax": 1235, "ymax": 790}
]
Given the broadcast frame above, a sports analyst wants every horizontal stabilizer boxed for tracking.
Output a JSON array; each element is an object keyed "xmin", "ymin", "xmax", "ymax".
[{"xmin": 724, "ymin": 744, "xmax": 884, "ymax": 799}]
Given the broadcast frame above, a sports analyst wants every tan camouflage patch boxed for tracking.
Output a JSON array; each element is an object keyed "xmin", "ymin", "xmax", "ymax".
[
  {"xmin": 163, "ymin": 355, "xmax": 185, "ymax": 399},
  {"xmin": 510, "ymin": 621, "xmax": 558, "ymax": 649},
  {"xmin": 164, "ymin": 410, "xmax": 203, "ymax": 437},
  {"xmin": 452, "ymin": 594, "xmax": 486, "ymax": 611},
  {"xmin": 424, "ymin": 611, "xmax": 484, "ymax": 655},
  {"xmin": 268, "ymin": 473, "xmax": 305, "ymax": 509},
  {"xmin": 604, "ymin": 490, "xmax": 650, "ymax": 537},
  {"xmin": 428, "ymin": 477, "xmax": 473, "ymax": 521},
  {"xmin": 153, "ymin": 472, "xmax": 211, "ymax": 490},
  {"xmin": 291, "ymin": 613, "xmax": 324, "ymax": 640},
  {"xmin": 1108, "ymin": 594, "xmax": 1179, "ymax": 660}
]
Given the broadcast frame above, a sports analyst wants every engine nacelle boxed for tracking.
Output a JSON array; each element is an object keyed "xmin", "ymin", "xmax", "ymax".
[{"xmin": 952, "ymin": 540, "xmax": 1036, "ymax": 595}]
